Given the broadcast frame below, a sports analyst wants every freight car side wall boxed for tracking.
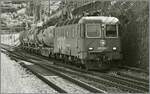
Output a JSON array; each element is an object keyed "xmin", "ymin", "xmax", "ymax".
[{"xmin": 54, "ymin": 24, "xmax": 81, "ymax": 57}]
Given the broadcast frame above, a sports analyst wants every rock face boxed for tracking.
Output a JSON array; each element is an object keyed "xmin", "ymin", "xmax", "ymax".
[
  {"xmin": 117, "ymin": 1, "xmax": 148, "ymax": 70},
  {"xmin": 121, "ymin": 2, "xmax": 149, "ymax": 69},
  {"xmin": 71, "ymin": 1, "xmax": 149, "ymax": 70}
]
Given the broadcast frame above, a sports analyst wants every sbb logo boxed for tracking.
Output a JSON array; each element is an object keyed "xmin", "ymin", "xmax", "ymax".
[{"xmin": 100, "ymin": 40, "xmax": 106, "ymax": 47}]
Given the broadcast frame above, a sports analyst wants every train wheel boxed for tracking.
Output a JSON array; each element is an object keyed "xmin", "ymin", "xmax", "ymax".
[
  {"xmin": 84, "ymin": 60, "xmax": 101, "ymax": 71},
  {"xmin": 56, "ymin": 54, "xmax": 60, "ymax": 60},
  {"xmin": 84, "ymin": 63, "xmax": 89, "ymax": 71},
  {"xmin": 79, "ymin": 60, "xmax": 86, "ymax": 69}
]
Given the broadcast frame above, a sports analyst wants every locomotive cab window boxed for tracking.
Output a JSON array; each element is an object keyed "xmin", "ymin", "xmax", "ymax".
[
  {"xmin": 86, "ymin": 24, "xmax": 101, "ymax": 38},
  {"xmin": 106, "ymin": 25, "xmax": 118, "ymax": 38}
]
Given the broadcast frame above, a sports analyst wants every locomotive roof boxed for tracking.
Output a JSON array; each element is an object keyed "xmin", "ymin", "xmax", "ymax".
[
  {"xmin": 79, "ymin": 16, "xmax": 119, "ymax": 24},
  {"xmin": 56, "ymin": 16, "xmax": 119, "ymax": 27}
]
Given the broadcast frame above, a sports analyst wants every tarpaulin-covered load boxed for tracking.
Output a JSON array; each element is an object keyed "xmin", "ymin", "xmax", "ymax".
[
  {"xmin": 27, "ymin": 29, "xmax": 39, "ymax": 44},
  {"xmin": 42, "ymin": 26, "xmax": 55, "ymax": 47},
  {"xmin": 36, "ymin": 29, "xmax": 44, "ymax": 45},
  {"xmin": 19, "ymin": 30, "xmax": 29, "ymax": 43}
]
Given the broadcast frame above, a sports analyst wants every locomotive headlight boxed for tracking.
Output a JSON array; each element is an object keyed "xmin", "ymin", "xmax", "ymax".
[
  {"xmin": 113, "ymin": 47, "xmax": 117, "ymax": 51},
  {"xmin": 89, "ymin": 47, "xmax": 93, "ymax": 50}
]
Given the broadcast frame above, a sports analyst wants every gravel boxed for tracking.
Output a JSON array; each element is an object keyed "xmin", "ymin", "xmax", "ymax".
[
  {"xmin": 21, "ymin": 61, "xmax": 90, "ymax": 93},
  {"xmin": 60, "ymin": 71, "xmax": 124, "ymax": 93},
  {"xmin": 121, "ymin": 70, "xmax": 149, "ymax": 80},
  {"xmin": 45, "ymin": 76, "xmax": 90, "ymax": 93},
  {"xmin": 1, "ymin": 53, "xmax": 57, "ymax": 93}
]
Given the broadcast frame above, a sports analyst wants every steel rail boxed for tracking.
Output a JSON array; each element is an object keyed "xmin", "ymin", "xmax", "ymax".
[
  {"xmin": 39, "ymin": 64, "xmax": 106, "ymax": 93},
  {"xmin": 54, "ymin": 62, "xmax": 148, "ymax": 87},
  {"xmin": 41, "ymin": 63, "xmax": 147, "ymax": 93},
  {"xmin": 117, "ymin": 66, "xmax": 148, "ymax": 74},
  {"xmin": 19, "ymin": 62, "xmax": 67, "ymax": 93},
  {"xmin": 116, "ymin": 72, "xmax": 149, "ymax": 83}
]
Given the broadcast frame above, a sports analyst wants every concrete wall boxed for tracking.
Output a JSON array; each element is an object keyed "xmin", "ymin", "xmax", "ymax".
[{"xmin": 0, "ymin": 33, "xmax": 20, "ymax": 46}]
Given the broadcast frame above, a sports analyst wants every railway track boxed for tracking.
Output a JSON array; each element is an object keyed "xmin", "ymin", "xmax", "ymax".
[
  {"xmin": 18, "ymin": 62, "xmax": 102, "ymax": 93},
  {"xmin": 4, "ymin": 51, "xmax": 148, "ymax": 93},
  {"xmin": 114, "ymin": 65, "xmax": 149, "ymax": 83},
  {"xmin": 115, "ymin": 71, "xmax": 149, "ymax": 84},
  {"xmin": 59, "ymin": 63, "xmax": 149, "ymax": 91},
  {"xmin": 19, "ymin": 62, "xmax": 67, "ymax": 93},
  {"xmin": 20, "ymin": 50, "xmax": 148, "ymax": 93},
  {"xmin": 0, "ymin": 44, "xmax": 149, "ymax": 93},
  {"xmin": 117, "ymin": 66, "xmax": 148, "ymax": 74},
  {"xmin": 9, "ymin": 53, "xmax": 106, "ymax": 93},
  {"xmin": 42, "ymin": 63, "xmax": 148, "ymax": 93},
  {"xmin": 1, "ymin": 48, "xmax": 106, "ymax": 93},
  {"xmin": 3, "ymin": 51, "xmax": 117, "ymax": 93},
  {"xmin": 26, "ymin": 56, "xmax": 149, "ymax": 93}
]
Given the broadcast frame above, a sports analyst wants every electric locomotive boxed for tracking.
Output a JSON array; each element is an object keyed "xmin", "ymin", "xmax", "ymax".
[
  {"xmin": 19, "ymin": 16, "xmax": 122, "ymax": 70},
  {"xmin": 54, "ymin": 16, "xmax": 122, "ymax": 70}
]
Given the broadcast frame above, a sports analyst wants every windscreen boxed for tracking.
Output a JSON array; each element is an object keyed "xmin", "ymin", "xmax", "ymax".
[
  {"xmin": 106, "ymin": 25, "xmax": 117, "ymax": 37},
  {"xmin": 86, "ymin": 24, "xmax": 101, "ymax": 38}
]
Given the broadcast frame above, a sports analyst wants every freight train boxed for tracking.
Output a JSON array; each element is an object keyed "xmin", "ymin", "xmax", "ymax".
[{"xmin": 19, "ymin": 16, "xmax": 122, "ymax": 70}]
